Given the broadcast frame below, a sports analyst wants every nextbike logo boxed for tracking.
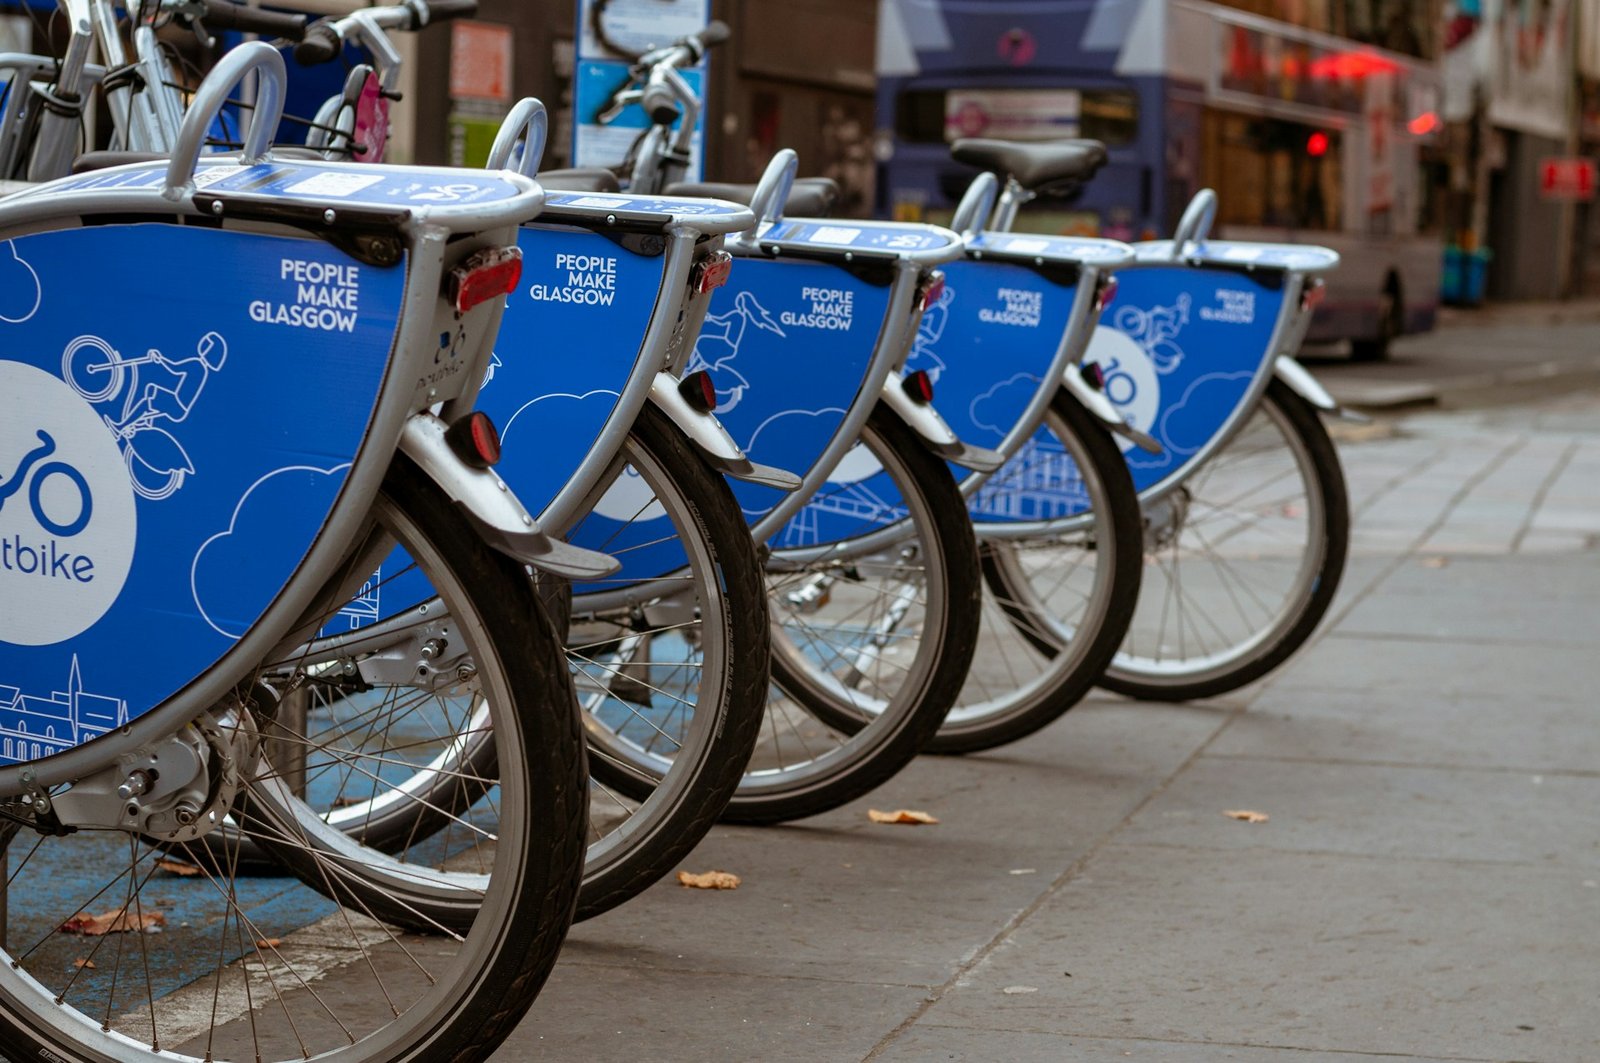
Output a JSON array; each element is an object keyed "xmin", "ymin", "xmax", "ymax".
[{"xmin": 0, "ymin": 361, "xmax": 137, "ymax": 646}]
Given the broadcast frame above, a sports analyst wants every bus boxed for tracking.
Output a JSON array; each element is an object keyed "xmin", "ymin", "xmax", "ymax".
[{"xmin": 875, "ymin": 0, "xmax": 1445, "ymax": 359}]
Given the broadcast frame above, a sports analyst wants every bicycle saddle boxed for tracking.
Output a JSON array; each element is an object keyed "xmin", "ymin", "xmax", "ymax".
[
  {"xmin": 665, "ymin": 177, "xmax": 840, "ymax": 218},
  {"xmin": 538, "ymin": 168, "xmax": 624, "ymax": 194},
  {"xmin": 950, "ymin": 138, "xmax": 1108, "ymax": 193}
]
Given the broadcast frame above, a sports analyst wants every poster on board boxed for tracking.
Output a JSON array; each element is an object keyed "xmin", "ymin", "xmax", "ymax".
[{"xmin": 572, "ymin": 0, "xmax": 712, "ymax": 181}]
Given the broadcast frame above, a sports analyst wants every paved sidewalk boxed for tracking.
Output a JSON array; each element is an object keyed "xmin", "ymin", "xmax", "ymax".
[
  {"xmin": 1311, "ymin": 305, "xmax": 1600, "ymax": 411},
  {"xmin": 505, "ymin": 390, "xmax": 1600, "ymax": 1061}
]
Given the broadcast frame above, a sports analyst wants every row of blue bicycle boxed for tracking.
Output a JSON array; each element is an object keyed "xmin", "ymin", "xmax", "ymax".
[{"xmin": 0, "ymin": 1, "xmax": 1353, "ymax": 1058}]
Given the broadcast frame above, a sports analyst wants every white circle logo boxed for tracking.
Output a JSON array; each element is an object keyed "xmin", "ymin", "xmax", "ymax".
[
  {"xmin": 1083, "ymin": 327, "xmax": 1161, "ymax": 454},
  {"xmin": 0, "ymin": 360, "xmax": 138, "ymax": 646}
]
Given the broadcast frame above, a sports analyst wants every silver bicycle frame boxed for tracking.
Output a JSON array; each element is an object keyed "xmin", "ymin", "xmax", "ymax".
[{"xmin": 0, "ymin": 43, "xmax": 581, "ymax": 794}]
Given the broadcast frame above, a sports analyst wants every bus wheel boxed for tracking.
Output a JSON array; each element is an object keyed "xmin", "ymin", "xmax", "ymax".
[{"xmin": 1351, "ymin": 277, "xmax": 1402, "ymax": 362}]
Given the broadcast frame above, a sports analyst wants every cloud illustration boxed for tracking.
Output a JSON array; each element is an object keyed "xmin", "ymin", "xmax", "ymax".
[
  {"xmin": 737, "ymin": 407, "xmax": 849, "ymax": 518},
  {"xmin": 191, "ymin": 465, "xmax": 350, "ymax": 639},
  {"xmin": 497, "ymin": 389, "xmax": 624, "ymax": 519},
  {"xmin": 1156, "ymin": 371, "xmax": 1254, "ymax": 455},
  {"xmin": 0, "ymin": 242, "xmax": 42, "ymax": 324},
  {"xmin": 966, "ymin": 372, "xmax": 1041, "ymax": 440}
]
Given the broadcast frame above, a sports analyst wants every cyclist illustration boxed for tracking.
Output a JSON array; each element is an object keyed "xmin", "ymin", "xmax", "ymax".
[
  {"xmin": 688, "ymin": 290, "xmax": 784, "ymax": 414},
  {"xmin": 61, "ymin": 331, "xmax": 226, "ymax": 500},
  {"xmin": 1113, "ymin": 292, "xmax": 1190, "ymax": 374}
]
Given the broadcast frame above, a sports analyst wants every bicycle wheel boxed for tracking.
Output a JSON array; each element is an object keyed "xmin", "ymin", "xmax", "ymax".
[
  {"xmin": 928, "ymin": 389, "xmax": 1143, "ymax": 753},
  {"xmin": 60, "ymin": 334, "xmax": 123, "ymax": 402},
  {"xmin": 214, "ymin": 406, "xmax": 767, "ymax": 924},
  {"xmin": 1099, "ymin": 378, "xmax": 1349, "ymax": 701},
  {"xmin": 727, "ymin": 402, "xmax": 981, "ymax": 824},
  {"xmin": 564, "ymin": 404, "xmax": 769, "ymax": 918},
  {"xmin": 0, "ymin": 454, "xmax": 587, "ymax": 1062}
]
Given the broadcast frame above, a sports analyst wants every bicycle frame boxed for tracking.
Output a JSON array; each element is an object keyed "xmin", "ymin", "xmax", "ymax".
[
  {"xmin": 0, "ymin": 44, "xmax": 595, "ymax": 796},
  {"xmin": 954, "ymin": 175, "xmax": 1340, "ymax": 531}
]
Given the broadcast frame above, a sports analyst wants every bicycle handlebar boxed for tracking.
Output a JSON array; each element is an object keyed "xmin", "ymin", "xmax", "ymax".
[
  {"xmin": 199, "ymin": 0, "xmax": 307, "ymax": 41},
  {"xmin": 417, "ymin": 0, "xmax": 479, "ymax": 25},
  {"xmin": 294, "ymin": 0, "xmax": 479, "ymax": 66},
  {"xmin": 293, "ymin": 21, "xmax": 342, "ymax": 65},
  {"xmin": 692, "ymin": 20, "xmax": 730, "ymax": 51}
]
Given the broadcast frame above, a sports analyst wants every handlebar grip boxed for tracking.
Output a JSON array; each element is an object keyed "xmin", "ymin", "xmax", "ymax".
[
  {"xmin": 416, "ymin": 0, "xmax": 479, "ymax": 26},
  {"xmin": 201, "ymin": 0, "xmax": 307, "ymax": 41},
  {"xmin": 695, "ymin": 20, "xmax": 731, "ymax": 49},
  {"xmin": 640, "ymin": 82, "xmax": 680, "ymax": 126},
  {"xmin": 293, "ymin": 21, "xmax": 342, "ymax": 66}
]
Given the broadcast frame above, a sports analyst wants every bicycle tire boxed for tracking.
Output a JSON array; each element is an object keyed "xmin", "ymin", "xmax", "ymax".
[
  {"xmin": 1098, "ymin": 378, "xmax": 1349, "ymax": 701},
  {"xmin": 928, "ymin": 388, "xmax": 1143, "ymax": 753},
  {"xmin": 0, "ymin": 453, "xmax": 587, "ymax": 1062},
  {"xmin": 725, "ymin": 402, "xmax": 981, "ymax": 824},
  {"xmin": 568, "ymin": 404, "xmax": 769, "ymax": 919},
  {"xmin": 168, "ymin": 410, "xmax": 769, "ymax": 925}
]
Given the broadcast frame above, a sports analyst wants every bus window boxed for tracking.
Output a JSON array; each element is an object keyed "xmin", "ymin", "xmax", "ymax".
[
  {"xmin": 894, "ymin": 88, "xmax": 1139, "ymax": 146},
  {"xmin": 1203, "ymin": 110, "xmax": 1343, "ymax": 232}
]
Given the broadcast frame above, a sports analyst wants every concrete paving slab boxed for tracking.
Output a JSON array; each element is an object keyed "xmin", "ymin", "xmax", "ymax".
[
  {"xmin": 1266, "ymin": 634, "xmax": 1600, "ymax": 701},
  {"xmin": 1212, "ymin": 686, "xmax": 1600, "ymax": 774},
  {"xmin": 877, "ymin": 1025, "xmax": 1483, "ymax": 1062},
  {"xmin": 1337, "ymin": 558, "xmax": 1600, "ymax": 644},
  {"xmin": 527, "ymin": 699, "xmax": 1228, "ymax": 988},
  {"xmin": 513, "ymin": 967, "xmax": 931, "ymax": 1062},
  {"xmin": 911, "ymin": 845, "xmax": 1600, "ymax": 1062},
  {"xmin": 1119, "ymin": 756, "xmax": 1600, "ymax": 866}
]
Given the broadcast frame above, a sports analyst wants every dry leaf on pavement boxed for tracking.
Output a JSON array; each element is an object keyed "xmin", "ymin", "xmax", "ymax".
[
  {"xmin": 61, "ymin": 908, "xmax": 167, "ymax": 936},
  {"xmin": 677, "ymin": 870, "xmax": 740, "ymax": 890},
  {"xmin": 254, "ymin": 938, "xmax": 283, "ymax": 949},
  {"xmin": 868, "ymin": 809, "xmax": 939, "ymax": 825},
  {"xmin": 71, "ymin": 959, "xmax": 96, "ymax": 970},
  {"xmin": 1223, "ymin": 809, "xmax": 1270, "ymax": 823},
  {"xmin": 154, "ymin": 859, "xmax": 201, "ymax": 877}
]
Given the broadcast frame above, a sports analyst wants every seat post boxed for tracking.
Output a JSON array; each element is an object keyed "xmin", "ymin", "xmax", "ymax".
[{"xmin": 988, "ymin": 176, "xmax": 1034, "ymax": 234}]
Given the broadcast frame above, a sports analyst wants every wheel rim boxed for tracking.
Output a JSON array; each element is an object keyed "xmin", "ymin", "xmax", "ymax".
[
  {"xmin": 563, "ymin": 430, "xmax": 731, "ymax": 879},
  {"xmin": 1109, "ymin": 394, "xmax": 1326, "ymax": 687},
  {"xmin": 940, "ymin": 404, "xmax": 1122, "ymax": 733},
  {"xmin": 745, "ymin": 420, "xmax": 949, "ymax": 798}
]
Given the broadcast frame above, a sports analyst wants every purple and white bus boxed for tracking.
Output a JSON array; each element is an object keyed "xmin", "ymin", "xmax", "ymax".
[{"xmin": 875, "ymin": 0, "xmax": 1445, "ymax": 358}]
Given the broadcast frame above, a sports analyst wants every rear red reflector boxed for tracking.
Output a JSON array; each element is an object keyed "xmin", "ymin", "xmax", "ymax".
[
  {"xmin": 445, "ymin": 411, "xmax": 502, "ymax": 469},
  {"xmin": 1094, "ymin": 274, "xmax": 1119, "ymax": 312},
  {"xmin": 1082, "ymin": 361, "xmax": 1106, "ymax": 390},
  {"xmin": 1301, "ymin": 279, "xmax": 1327, "ymax": 312},
  {"xmin": 917, "ymin": 271, "xmax": 946, "ymax": 312},
  {"xmin": 680, "ymin": 370, "xmax": 717, "ymax": 412},
  {"xmin": 449, "ymin": 246, "xmax": 523, "ymax": 315},
  {"xmin": 693, "ymin": 251, "xmax": 734, "ymax": 294},
  {"xmin": 902, "ymin": 369, "xmax": 935, "ymax": 404}
]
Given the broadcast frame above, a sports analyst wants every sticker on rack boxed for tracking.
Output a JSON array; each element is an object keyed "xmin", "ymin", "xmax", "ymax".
[
  {"xmin": 808, "ymin": 226, "xmax": 863, "ymax": 245},
  {"xmin": 285, "ymin": 172, "xmax": 386, "ymax": 198}
]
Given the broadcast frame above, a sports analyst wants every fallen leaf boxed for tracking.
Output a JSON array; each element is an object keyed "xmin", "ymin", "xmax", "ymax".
[
  {"xmin": 1223, "ymin": 809, "xmax": 1269, "ymax": 823},
  {"xmin": 154, "ymin": 859, "xmax": 201, "ymax": 877},
  {"xmin": 61, "ymin": 908, "xmax": 167, "ymax": 936},
  {"xmin": 677, "ymin": 870, "xmax": 740, "ymax": 890},
  {"xmin": 254, "ymin": 938, "xmax": 283, "ymax": 949},
  {"xmin": 868, "ymin": 809, "xmax": 939, "ymax": 825},
  {"xmin": 1421, "ymin": 556, "xmax": 1450, "ymax": 569},
  {"xmin": 71, "ymin": 959, "xmax": 95, "ymax": 970}
]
